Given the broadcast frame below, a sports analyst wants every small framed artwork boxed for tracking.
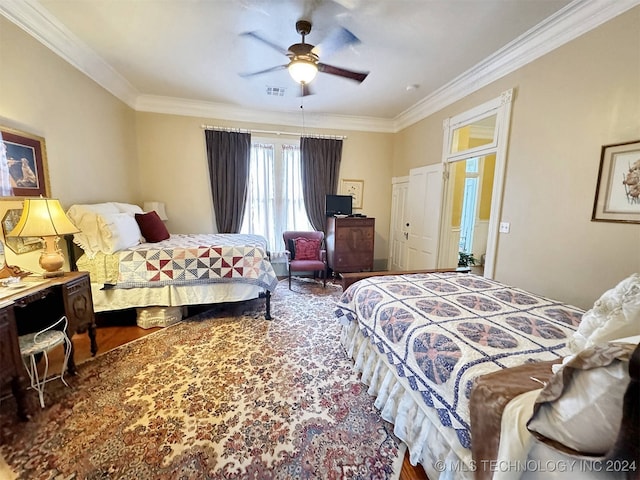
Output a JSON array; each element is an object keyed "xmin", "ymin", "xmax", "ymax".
[
  {"xmin": 592, "ymin": 140, "xmax": 640, "ymax": 223},
  {"xmin": 0, "ymin": 126, "xmax": 50, "ymax": 198},
  {"xmin": 341, "ymin": 179, "xmax": 364, "ymax": 209}
]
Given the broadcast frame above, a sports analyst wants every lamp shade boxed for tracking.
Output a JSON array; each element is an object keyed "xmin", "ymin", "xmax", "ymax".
[
  {"xmin": 143, "ymin": 201, "xmax": 168, "ymax": 221},
  {"xmin": 288, "ymin": 59, "xmax": 318, "ymax": 84},
  {"xmin": 7, "ymin": 198, "xmax": 79, "ymax": 238}
]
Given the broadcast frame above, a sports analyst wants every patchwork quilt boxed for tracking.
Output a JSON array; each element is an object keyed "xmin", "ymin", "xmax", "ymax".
[
  {"xmin": 111, "ymin": 233, "xmax": 278, "ymax": 291},
  {"xmin": 334, "ymin": 272, "xmax": 584, "ymax": 451}
]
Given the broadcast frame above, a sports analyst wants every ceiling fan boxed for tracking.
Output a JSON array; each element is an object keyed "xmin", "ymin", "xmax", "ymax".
[{"xmin": 240, "ymin": 20, "xmax": 369, "ymax": 95}]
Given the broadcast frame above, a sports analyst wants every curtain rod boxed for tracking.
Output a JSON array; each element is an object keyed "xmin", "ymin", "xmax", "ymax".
[{"xmin": 200, "ymin": 124, "xmax": 346, "ymax": 140}]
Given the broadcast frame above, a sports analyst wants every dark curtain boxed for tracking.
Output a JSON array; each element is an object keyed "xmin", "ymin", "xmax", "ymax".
[
  {"xmin": 300, "ymin": 137, "xmax": 343, "ymax": 232},
  {"xmin": 205, "ymin": 130, "xmax": 251, "ymax": 233}
]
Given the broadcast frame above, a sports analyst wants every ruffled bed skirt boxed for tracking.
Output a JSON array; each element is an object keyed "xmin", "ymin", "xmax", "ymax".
[{"xmin": 340, "ymin": 321, "xmax": 474, "ymax": 480}]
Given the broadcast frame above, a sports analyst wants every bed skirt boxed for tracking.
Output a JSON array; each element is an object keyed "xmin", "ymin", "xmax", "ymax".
[
  {"xmin": 340, "ymin": 321, "xmax": 474, "ymax": 480},
  {"xmin": 90, "ymin": 282, "xmax": 265, "ymax": 313}
]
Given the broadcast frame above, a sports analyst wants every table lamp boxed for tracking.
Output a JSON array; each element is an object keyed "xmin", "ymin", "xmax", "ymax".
[{"xmin": 7, "ymin": 198, "xmax": 79, "ymax": 278}]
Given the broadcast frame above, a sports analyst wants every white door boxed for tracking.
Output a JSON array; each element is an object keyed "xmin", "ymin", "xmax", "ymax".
[
  {"xmin": 389, "ymin": 177, "xmax": 409, "ymax": 270},
  {"xmin": 406, "ymin": 164, "xmax": 444, "ymax": 269}
]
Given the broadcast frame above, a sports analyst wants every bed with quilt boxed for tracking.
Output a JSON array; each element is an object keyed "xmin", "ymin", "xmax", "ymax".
[
  {"xmin": 335, "ymin": 271, "xmax": 640, "ymax": 479},
  {"xmin": 66, "ymin": 202, "xmax": 278, "ymax": 319}
]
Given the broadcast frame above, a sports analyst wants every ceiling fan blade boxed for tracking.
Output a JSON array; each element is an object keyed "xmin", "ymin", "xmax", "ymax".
[
  {"xmin": 317, "ymin": 63, "xmax": 369, "ymax": 83},
  {"xmin": 311, "ymin": 27, "xmax": 360, "ymax": 58},
  {"xmin": 239, "ymin": 65, "xmax": 287, "ymax": 78},
  {"xmin": 240, "ymin": 31, "xmax": 288, "ymax": 56}
]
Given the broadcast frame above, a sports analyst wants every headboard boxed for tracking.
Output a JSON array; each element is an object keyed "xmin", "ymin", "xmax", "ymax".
[{"xmin": 64, "ymin": 234, "xmax": 83, "ymax": 271}]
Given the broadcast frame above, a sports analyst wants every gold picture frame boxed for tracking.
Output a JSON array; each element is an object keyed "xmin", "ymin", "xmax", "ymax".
[
  {"xmin": 2, "ymin": 209, "xmax": 42, "ymax": 254},
  {"xmin": 592, "ymin": 140, "xmax": 640, "ymax": 224},
  {"xmin": 341, "ymin": 179, "xmax": 364, "ymax": 210},
  {"xmin": 0, "ymin": 126, "xmax": 51, "ymax": 198}
]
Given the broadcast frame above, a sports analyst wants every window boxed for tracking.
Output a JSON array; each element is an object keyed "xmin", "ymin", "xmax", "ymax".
[
  {"xmin": 458, "ymin": 157, "xmax": 479, "ymax": 254},
  {"xmin": 240, "ymin": 140, "xmax": 312, "ymax": 258}
]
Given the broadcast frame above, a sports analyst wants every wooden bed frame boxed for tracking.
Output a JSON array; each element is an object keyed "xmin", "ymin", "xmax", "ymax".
[{"xmin": 339, "ymin": 267, "xmax": 469, "ymax": 291}]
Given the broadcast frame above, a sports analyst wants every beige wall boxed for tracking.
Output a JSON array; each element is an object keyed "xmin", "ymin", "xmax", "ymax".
[
  {"xmin": 0, "ymin": 10, "xmax": 393, "ymax": 270},
  {"xmin": 134, "ymin": 112, "xmax": 394, "ymax": 264},
  {"xmin": 2, "ymin": 8, "xmax": 638, "ymax": 305},
  {"xmin": 392, "ymin": 6, "xmax": 640, "ymax": 309},
  {"xmin": 0, "ymin": 16, "xmax": 138, "ymax": 272}
]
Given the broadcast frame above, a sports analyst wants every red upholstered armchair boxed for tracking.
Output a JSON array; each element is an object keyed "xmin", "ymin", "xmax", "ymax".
[{"xmin": 283, "ymin": 231, "xmax": 328, "ymax": 290}]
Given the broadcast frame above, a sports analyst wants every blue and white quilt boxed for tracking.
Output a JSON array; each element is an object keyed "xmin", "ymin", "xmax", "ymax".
[{"xmin": 334, "ymin": 272, "xmax": 584, "ymax": 450}]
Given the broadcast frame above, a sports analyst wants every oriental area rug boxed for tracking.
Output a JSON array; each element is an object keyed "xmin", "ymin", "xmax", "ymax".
[{"xmin": 0, "ymin": 278, "xmax": 405, "ymax": 480}]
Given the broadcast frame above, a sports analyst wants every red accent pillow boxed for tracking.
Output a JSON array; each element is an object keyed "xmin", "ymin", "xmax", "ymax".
[
  {"xmin": 135, "ymin": 211, "xmax": 170, "ymax": 243},
  {"xmin": 294, "ymin": 237, "xmax": 320, "ymax": 260}
]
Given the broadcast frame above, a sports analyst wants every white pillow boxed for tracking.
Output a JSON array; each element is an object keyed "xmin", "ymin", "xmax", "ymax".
[
  {"xmin": 96, "ymin": 213, "xmax": 142, "ymax": 253},
  {"xmin": 113, "ymin": 202, "xmax": 143, "ymax": 215},
  {"xmin": 66, "ymin": 203, "xmax": 143, "ymax": 256},
  {"xmin": 66, "ymin": 203, "xmax": 120, "ymax": 227},
  {"xmin": 569, "ymin": 273, "xmax": 640, "ymax": 353},
  {"xmin": 67, "ymin": 203, "xmax": 121, "ymax": 257},
  {"xmin": 526, "ymin": 342, "xmax": 635, "ymax": 455}
]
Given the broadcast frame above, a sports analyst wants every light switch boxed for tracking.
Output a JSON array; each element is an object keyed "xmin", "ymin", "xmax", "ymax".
[{"xmin": 499, "ymin": 222, "xmax": 510, "ymax": 233}]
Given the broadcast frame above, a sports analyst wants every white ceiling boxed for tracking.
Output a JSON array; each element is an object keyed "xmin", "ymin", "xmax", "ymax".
[{"xmin": 1, "ymin": 0, "xmax": 637, "ymax": 131}]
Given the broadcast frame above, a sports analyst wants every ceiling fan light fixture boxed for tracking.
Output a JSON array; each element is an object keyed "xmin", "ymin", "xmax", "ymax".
[
  {"xmin": 242, "ymin": 20, "xmax": 368, "ymax": 88},
  {"xmin": 288, "ymin": 58, "xmax": 318, "ymax": 84}
]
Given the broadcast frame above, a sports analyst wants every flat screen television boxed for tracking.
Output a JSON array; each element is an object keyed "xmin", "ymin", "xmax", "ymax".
[{"xmin": 325, "ymin": 194, "xmax": 352, "ymax": 216}]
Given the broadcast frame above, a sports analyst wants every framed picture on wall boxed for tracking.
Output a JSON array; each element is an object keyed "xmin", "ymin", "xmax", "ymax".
[
  {"xmin": 592, "ymin": 139, "xmax": 640, "ymax": 224},
  {"xmin": 0, "ymin": 126, "xmax": 51, "ymax": 198},
  {"xmin": 341, "ymin": 179, "xmax": 364, "ymax": 209}
]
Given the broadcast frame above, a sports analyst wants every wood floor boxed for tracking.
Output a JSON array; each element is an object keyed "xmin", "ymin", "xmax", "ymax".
[{"xmin": 44, "ymin": 315, "xmax": 429, "ymax": 480}]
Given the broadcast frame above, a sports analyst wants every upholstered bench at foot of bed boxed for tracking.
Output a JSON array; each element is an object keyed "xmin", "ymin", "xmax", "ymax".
[{"xmin": 469, "ymin": 360, "xmax": 561, "ymax": 480}]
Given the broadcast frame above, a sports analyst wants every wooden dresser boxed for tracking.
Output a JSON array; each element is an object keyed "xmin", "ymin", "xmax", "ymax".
[{"xmin": 326, "ymin": 216, "xmax": 375, "ymax": 274}]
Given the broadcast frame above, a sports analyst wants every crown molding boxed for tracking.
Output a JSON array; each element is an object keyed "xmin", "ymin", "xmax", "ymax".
[
  {"xmin": 0, "ymin": 0, "xmax": 140, "ymax": 107},
  {"xmin": 393, "ymin": 0, "xmax": 640, "ymax": 131},
  {"xmin": 135, "ymin": 95, "xmax": 395, "ymax": 133},
  {"xmin": 2, "ymin": 0, "xmax": 638, "ymax": 133}
]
